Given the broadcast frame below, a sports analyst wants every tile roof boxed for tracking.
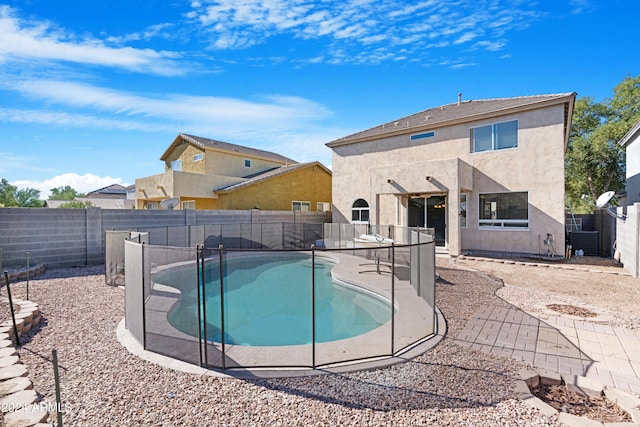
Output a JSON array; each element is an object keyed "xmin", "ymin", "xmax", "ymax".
[
  {"xmin": 161, "ymin": 134, "xmax": 297, "ymax": 164},
  {"xmin": 327, "ymin": 93, "xmax": 576, "ymax": 147},
  {"xmin": 214, "ymin": 161, "xmax": 331, "ymax": 194}
]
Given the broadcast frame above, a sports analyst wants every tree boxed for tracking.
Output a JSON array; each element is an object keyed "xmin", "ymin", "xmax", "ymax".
[
  {"xmin": 566, "ymin": 75, "xmax": 640, "ymax": 213},
  {"xmin": 49, "ymin": 185, "xmax": 84, "ymax": 200},
  {"xmin": 15, "ymin": 188, "xmax": 44, "ymax": 207},
  {"xmin": 0, "ymin": 178, "xmax": 43, "ymax": 207},
  {"xmin": 0, "ymin": 179, "xmax": 17, "ymax": 207},
  {"xmin": 59, "ymin": 200, "xmax": 93, "ymax": 209}
]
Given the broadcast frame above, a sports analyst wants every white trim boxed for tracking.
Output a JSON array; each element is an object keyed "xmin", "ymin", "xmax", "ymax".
[{"xmin": 470, "ymin": 119, "xmax": 519, "ymax": 153}]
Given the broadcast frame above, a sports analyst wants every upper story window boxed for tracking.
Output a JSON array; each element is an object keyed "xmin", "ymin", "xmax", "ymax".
[
  {"xmin": 245, "ymin": 159, "xmax": 251, "ymax": 168},
  {"xmin": 193, "ymin": 153, "xmax": 203, "ymax": 162},
  {"xmin": 471, "ymin": 120, "xmax": 518, "ymax": 153},
  {"xmin": 292, "ymin": 201, "xmax": 310, "ymax": 211},
  {"xmin": 479, "ymin": 191, "xmax": 528, "ymax": 229},
  {"xmin": 352, "ymin": 199, "xmax": 370, "ymax": 223},
  {"xmin": 170, "ymin": 159, "xmax": 182, "ymax": 171}
]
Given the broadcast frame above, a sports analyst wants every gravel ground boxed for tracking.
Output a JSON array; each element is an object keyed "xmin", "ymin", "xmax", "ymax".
[{"xmin": 1, "ymin": 259, "xmax": 574, "ymax": 426}]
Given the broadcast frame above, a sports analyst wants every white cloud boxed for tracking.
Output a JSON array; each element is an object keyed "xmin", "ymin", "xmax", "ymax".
[
  {"xmin": 569, "ymin": 0, "xmax": 596, "ymax": 14},
  {"xmin": 188, "ymin": 0, "xmax": 541, "ymax": 64},
  {"xmin": 0, "ymin": 78, "xmax": 349, "ymax": 165},
  {"xmin": 13, "ymin": 173, "xmax": 130, "ymax": 199},
  {"xmin": 0, "ymin": 6, "xmax": 184, "ymax": 76}
]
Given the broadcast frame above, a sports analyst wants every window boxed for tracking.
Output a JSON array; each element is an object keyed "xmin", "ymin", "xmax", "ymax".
[
  {"xmin": 145, "ymin": 201, "xmax": 159, "ymax": 210},
  {"xmin": 292, "ymin": 201, "xmax": 310, "ymax": 211},
  {"xmin": 193, "ymin": 153, "xmax": 203, "ymax": 162},
  {"xmin": 317, "ymin": 202, "xmax": 331, "ymax": 212},
  {"xmin": 410, "ymin": 131, "xmax": 435, "ymax": 141},
  {"xmin": 170, "ymin": 159, "xmax": 182, "ymax": 171},
  {"xmin": 460, "ymin": 194, "xmax": 467, "ymax": 228},
  {"xmin": 245, "ymin": 159, "xmax": 251, "ymax": 168},
  {"xmin": 351, "ymin": 199, "xmax": 370, "ymax": 223},
  {"xmin": 182, "ymin": 200, "xmax": 196, "ymax": 210},
  {"xmin": 471, "ymin": 120, "xmax": 518, "ymax": 153},
  {"xmin": 478, "ymin": 192, "xmax": 528, "ymax": 228}
]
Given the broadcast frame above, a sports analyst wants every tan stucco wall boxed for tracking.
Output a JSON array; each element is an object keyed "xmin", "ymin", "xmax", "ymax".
[
  {"xmin": 163, "ymin": 142, "xmax": 291, "ymax": 178},
  {"xmin": 330, "ymin": 104, "xmax": 567, "ymax": 256},
  {"xmin": 216, "ymin": 165, "xmax": 332, "ymax": 211},
  {"xmin": 204, "ymin": 150, "xmax": 289, "ymax": 178},
  {"xmin": 164, "ymin": 143, "xmax": 205, "ymax": 173},
  {"xmin": 135, "ymin": 171, "xmax": 244, "ymax": 208}
]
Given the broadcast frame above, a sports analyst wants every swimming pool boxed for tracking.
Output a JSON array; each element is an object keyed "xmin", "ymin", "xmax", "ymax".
[{"xmin": 157, "ymin": 253, "xmax": 393, "ymax": 346}]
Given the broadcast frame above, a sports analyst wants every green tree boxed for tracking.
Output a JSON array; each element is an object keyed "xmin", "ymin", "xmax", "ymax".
[
  {"xmin": 0, "ymin": 178, "xmax": 43, "ymax": 207},
  {"xmin": 566, "ymin": 75, "xmax": 640, "ymax": 213},
  {"xmin": 49, "ymin": 185, "xmax": 84, "ymax": 200},
  {"xmin": 59, "ymin": 200, "xmax": 93, "ymax": 209},
  {"xmin": 0, "ymin": 178, "xmax": 17, "ymax": 207},
  {"xmin": 15, "ymin": 188, "xmax": 44, "ymax": 207}
]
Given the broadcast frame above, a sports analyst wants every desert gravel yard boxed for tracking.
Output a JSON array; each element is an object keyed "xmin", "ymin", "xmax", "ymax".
[{"xmin": 2, "ymin": 255, "xmax": 638, "ymax": 426}]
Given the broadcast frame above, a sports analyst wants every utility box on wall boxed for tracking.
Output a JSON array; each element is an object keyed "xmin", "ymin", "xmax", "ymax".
[{"xmin": 569, "ymin": 231, "xmax": 599, "ymax": 256}]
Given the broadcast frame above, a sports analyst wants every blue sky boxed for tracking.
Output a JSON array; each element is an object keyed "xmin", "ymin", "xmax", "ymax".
[{"xmin": 0, "ymin": 0, "xmax": 637, "ymax": 198}]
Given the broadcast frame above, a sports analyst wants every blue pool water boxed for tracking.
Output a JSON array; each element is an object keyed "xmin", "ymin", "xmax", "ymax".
[{"xmin": 161, "ymin": 254, "xmax": 392, "ymax": 346}]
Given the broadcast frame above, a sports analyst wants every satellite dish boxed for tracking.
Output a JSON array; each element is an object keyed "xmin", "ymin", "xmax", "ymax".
[
  {"xmin": 595, "ymin": 191, "xmax": 626, "ymax": 221},
  {"xmin": 160, "ymin": 198, "xmax": 180, "ymax": 210},
  {"xmin": 595, "ymin": 191, "xmax": 615, "ymax": 208}
]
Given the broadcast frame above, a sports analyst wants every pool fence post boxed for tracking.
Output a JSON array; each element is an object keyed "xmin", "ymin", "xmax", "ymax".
[
  {"xmin": 26, "ymin": 251, "xmax": 30, "ymax": 301},
  {"xmin": 219, "ymin": 244, "xmax": 225, "ymax": 370},
  {"xmin": 311, "ymin": 244, "xmax": 316, "ymax": 369},
  {"xmin": 141, "ymin": 242, "xmax": 147, "ymax": 350},
  {"xmin": 196, "ymin": 245, "xmax": 204, "ymax": 368},
  {"xmin": 3, "ymin": 272, "xmax": 20, "ymax": 347},
  {"xmin": 391, "ymin": 243, "xmax": 395, "ymax": 356},
  {"xmin": 201, "ymin": 247, "xmax": 209, "ymax": 367},
  {"xmin": 52, "ymin": 349, "xmax": 63, "ymax": 427},
  {"xmin": 416, "ymin": 229, "xmax": 421, "ymax": 298}
]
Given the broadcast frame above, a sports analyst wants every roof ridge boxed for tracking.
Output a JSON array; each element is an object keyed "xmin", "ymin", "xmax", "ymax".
[{"xmin": 328, "ymin": 92, "xmax": 576, "ymax": 146}]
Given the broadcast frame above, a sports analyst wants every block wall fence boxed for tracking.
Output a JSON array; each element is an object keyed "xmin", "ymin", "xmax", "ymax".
[{"xmin": 0, "ymin": 208, "xmax": 331, "ymax": 269}]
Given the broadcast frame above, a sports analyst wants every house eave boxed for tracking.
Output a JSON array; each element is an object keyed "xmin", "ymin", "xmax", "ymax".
[{"xmin": 326, "ymin": 93, "xmax": 577, "ymax": 149}]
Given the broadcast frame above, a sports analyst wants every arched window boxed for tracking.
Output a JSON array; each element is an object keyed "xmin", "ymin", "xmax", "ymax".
[{"xmin": 351, "ymin": 199, "xmax": 370, "ymax": 223}]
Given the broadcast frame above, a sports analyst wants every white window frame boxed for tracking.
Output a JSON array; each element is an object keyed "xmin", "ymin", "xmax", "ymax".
[
  {"xmin": 145, "ymin": 201, "xmax": 159, "ymax": 210},
  {"xmin": 193, "ymin": 153, "xmax": 203, "ymax": 162},
  {"xmin": 317, "ymin": 202, "xmax": 331, "ymax": 212},
  {"xmin": 351, "ymin": 199, "xmax": 370, "ymax": 224},
  {"xmin": 182, "ymin": 200, "xmax": 196, "ymax": 210},
  {"xmin": 478, "ymin": 191, "xmax": 529, "ymax": 229},
  {"xmin": 470, "ymin": 119, "xmax": 519, "ymax": 153},
  {"xmin": 170, "ymin": 159, "xmax": 182, "ymax": 171},
  {"xmin": 460, "ymin": 194, "xmax": 467, "ymax": 228},
  {"xmin": 292, "ymin": 201, "xmax": 310, "ymax": 211}
]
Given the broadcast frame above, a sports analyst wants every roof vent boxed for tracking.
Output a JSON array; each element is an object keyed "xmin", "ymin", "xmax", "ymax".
[{"xmin": 458, "ymin": 93, "xmax": 462, "ymax": 106}]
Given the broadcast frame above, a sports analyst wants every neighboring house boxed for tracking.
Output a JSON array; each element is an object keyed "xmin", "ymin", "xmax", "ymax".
[
  {"xmin": 326, "ymin": 93, "xmax": 576, "ymax": 257},
  {"xmin": 618, "ymin": 119, "xmax": 640, "ymax": 205},
  {"xmin": 135, "ymin": 134, "xmax": 332, "ymax": 211},
  {"xmin": 45, "ymin": 184, "xmax": 135, "ymax": 209}
]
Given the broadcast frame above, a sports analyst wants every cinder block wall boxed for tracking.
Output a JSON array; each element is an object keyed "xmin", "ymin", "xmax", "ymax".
[{"xmin": 0, "ymin": 208, "xmax": 330, "ymax": 269}]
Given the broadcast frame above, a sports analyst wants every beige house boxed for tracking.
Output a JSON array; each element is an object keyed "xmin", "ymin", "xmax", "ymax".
[
  {"xmin": 136, "ymin": 134, "xmax": 332, "ymax": 211},
  {"xmin": 327, "ymin": 93, "xmax": 576, "ymax": 257}
]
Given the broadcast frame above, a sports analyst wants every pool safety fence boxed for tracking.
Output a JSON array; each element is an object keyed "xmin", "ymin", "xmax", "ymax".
[{"xmin": 124, "ymin": 227, "xmax": 437, "ymax": 372}]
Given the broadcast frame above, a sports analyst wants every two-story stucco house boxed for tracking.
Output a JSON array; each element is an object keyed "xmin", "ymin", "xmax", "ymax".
[
  {"xmin": 618, "ymin": 119, "xmax": 640, "ymax": 205},
  {"xmin": 327, "ymin": 93, "xmax": 576, "ymax": 257},
  {"xmin": 136, "ymin": 134, "xmax": 332, "ymax": 211}
]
